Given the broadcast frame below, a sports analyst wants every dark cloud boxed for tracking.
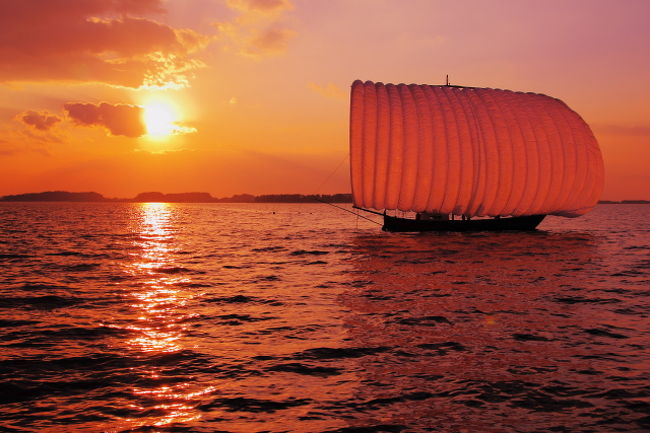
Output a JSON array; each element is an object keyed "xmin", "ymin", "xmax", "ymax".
[
  {"xmin": 65, "ymin": 102, "xmax": 145, "ymax": 137},
  {"xmin": 594, "ymin": 124, "xmax": 650, "ymax": 137},
  {"xmin": 0, "ymin": 0, "xmax": 208, "ymax": 88},
  {"xmin": 22, "ymin": 111, "xmax": 61, "ymax": 131}
]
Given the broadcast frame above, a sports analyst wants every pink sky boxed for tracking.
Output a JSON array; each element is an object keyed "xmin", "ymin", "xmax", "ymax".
[{"xmin": 0, "ymin": 0, "xmax": 648, "ymax": 199}]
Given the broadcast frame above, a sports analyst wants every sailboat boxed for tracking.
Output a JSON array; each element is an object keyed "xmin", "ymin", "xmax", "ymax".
[{"xmin": 349, "ymin": 80, "xmax": 605, "ymax": 232}]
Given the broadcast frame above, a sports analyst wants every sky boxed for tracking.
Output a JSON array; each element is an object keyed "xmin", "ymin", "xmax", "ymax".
[{"xmin": 0, "ymin": 0, "xmax": 648, "ymax": 200}]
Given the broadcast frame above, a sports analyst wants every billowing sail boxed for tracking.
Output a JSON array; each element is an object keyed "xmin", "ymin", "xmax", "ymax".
[{"xmin": 350, "ymin": 80, "xmax": 604, "ymax": 217}]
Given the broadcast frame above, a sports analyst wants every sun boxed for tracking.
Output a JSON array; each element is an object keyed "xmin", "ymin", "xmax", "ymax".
[{"xmin": 142, "ymin": 101, "xmax": 178, "ymax": 138}]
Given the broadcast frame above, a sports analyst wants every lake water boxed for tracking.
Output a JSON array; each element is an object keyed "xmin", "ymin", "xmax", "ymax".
[{"xmin": 0, "ymin": 203, "xmax": 648, "ymax": 433}]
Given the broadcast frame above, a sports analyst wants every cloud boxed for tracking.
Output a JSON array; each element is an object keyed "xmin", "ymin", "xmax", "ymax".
[
  {"xmin": 0, "ymin": 143, "xmax": 51, "ymax": 157},
  {"xmin": 227, "ymin": 0, "xmax": 292, "ymax": 14},
  {"xmin": 308, "ymin": 82, "xmax": 347, "ymax": 100},
  {"xmin": 215, "ymin": 0, "xmax": 295, "ymax": 57},
  {"xmin": 22, "ymin": 111, "xmax": 62, "ymax": 131},
  {"xmin": 65, "ymin": 102, "xmax": 145, "ymax": 137},
  {"xmin": 20, "ymin": 128, "xmax": 62, "ymax": 145},
  {"xmin": 0, "ymin": 138, "xmax": 17, "ymax": 156},
  {"xmin": 593, "ymin": 124, "xmax": 650, "ymax": 137},
  {"xmin": 165, "ymin": 123, "xmax": 198, "ymax": 137},
  {"xmin": 0, "ymin": 123, "xmax": 59, "ymax": 156},
  {"xmin": 0, "ymin": 0, "xmax": 209, "ymax": 88},
  {"xmin": 243, "ymin": 27, "xmax": 296, "ymax": 56}
]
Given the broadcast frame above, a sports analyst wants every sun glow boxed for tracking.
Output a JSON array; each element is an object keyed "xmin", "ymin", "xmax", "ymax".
[{"xmin": 143, "ymin": 101, "xmax": 178, "ymax": 138}]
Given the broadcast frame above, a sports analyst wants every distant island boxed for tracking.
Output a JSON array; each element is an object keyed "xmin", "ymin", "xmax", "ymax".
[
  {"xmin": 0, "ymin": 191, "xmax": 353, "ymax": 203},
  {"xmin": 598, "ymin": 200, "xmax": 650, "ymax": 204},
  {"xmin": 0, "ymin": 191, "xmax": 647, "ymax": 204}
]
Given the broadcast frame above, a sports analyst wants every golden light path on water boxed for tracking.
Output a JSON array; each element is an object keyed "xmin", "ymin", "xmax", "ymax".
[{"xmin": 121, "ymin": 203, "xmax": 215, "ymax": 428}]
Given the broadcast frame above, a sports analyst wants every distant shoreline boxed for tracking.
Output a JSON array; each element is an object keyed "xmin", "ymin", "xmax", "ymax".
[
  {"xmin": 0, "ymin": 191, "xmax": 647, "ymax": 204},
  {"xmin": 597, "ymin": 200, "xmax": 650, "ymax": 204},
  {"xmin": 0, "ymin": 191, "xmax": 353, "ymax": 203}
]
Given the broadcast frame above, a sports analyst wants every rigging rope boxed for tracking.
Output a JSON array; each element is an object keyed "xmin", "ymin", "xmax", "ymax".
[
  {"xmin": 314, "ymin": 198, "xmax": 383, "ymax": 226},
  {"xmin": 313, "ymin": 153, "xmax": 382, "ymax": 226},
  {"xmin": 315, "ymin": 154, "xmax": 349, "ymax": 194}
]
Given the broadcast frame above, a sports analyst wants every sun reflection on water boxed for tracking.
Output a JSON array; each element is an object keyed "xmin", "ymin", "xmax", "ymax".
[
  {"xmin": 117, "ymin": 203, "xmax": 213, "ymax": 428},
  {"xmin": 125, "ymin": 203, "xmax": 189, "ymax": 353}
]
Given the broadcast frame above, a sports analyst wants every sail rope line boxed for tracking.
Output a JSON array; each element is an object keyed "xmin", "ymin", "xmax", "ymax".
[
  {"xmin": 313, "ymin": 154, "xmax": 383, "ymax": 226},
  {"xmin": 314, "ymin": 153, "xmax": 348, "ymax": 193},
  {"xmin": 313, "ymin": 197, "xmax": 382, "ymax": 226}
]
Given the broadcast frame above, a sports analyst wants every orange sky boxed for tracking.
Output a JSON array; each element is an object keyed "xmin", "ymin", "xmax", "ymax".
[{"xmin": 0, "ymin": 0, "xmax": 648, "ymax": 200}]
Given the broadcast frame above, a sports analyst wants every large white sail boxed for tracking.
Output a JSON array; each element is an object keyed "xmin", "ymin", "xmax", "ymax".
[{"xmin": 350, "ymin": 80, "xmax": 604, "ymax": 217}]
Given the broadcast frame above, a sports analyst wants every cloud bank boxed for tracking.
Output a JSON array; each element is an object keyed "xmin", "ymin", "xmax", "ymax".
[
  {"xmin": 244, "ymin": 27, "xmax": 296, "ymax": 56},
  {"xmin": 65, "ymin": 102, "xmax": 145, "ymax": 137},
  {"xmin": 216, "ymin": 0, "xmax": 295, "ymax": 57},
  {"xmin": 22, "ymin": 111, "xmax": 62, "ymax": 131},
  {"xmin": 227, "ymin": 0, "xmax": 293, "ymax": 14},
  {"xmin": 0, "ymin": 0, "xmax": 209, "ymax": 88},
  {"xmin": 308, "ymin": 83, "xmax": 347, "ymax": 100},
  {"xmin": 594, "ymin": 124, "xmax": 650, "ymax": 137}
]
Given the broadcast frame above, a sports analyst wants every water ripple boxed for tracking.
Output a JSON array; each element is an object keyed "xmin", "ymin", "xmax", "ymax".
[{"xmin": 0, "ymin": 203, "xmax": 648, "ymax": 432}]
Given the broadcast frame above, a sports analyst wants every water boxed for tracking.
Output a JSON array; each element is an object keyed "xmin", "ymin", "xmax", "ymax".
[{"xmin": 0, "ymin": 203, "xmax": 648, "ymax": 433}]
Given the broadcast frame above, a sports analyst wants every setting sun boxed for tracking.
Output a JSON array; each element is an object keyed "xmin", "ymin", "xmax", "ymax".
[{"xmin": 143, "ymin": 101, "xmax": 177, "ymax": 138}]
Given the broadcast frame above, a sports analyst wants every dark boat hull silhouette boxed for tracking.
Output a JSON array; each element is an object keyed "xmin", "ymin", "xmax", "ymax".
[{"xmin": 382, "ymin": 214, "xmax": 546, "ymax": 232}]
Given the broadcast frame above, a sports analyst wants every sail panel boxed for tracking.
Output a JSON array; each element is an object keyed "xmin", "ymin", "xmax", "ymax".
[
  {"xmin": 373, "ymin": 83, "xmax": 391, "ymax": 210},
  {"xmin": 436, "ymin": 88, "xmax": 466, "ymax": 213},
  {"xmin": 544, "ymin": 96, "xmax": 569, "ymax": 214},
  {"xmin": 385, "ymin": 84, "xmax": 403, "ymax": 210},
  {"xmin": 412, "ymin": 85, "xmax": 434, "ymax": 212},
  {"xmin": 544, "ymin": 96, "xmax": 575, "ymax": 212},
  {"xmin": 429, "ymin": 87, "xmax": 447, "ymax": 213},
  {"xmin": 361, "ymin": 82, "xmax": 377, "ymax": 207},
  {"xmin": 349, "ymin": 81, "xmax": 365, "ymax": 206},
  {"xmin": 424, "ymin": 86, "xmax": 447, "ymax": 212},
  {"xmin": 397, "ymin": 84, "xmax": 418, "ymax": 210},
  {"xmin": 511, "ymin": 91, "xmax": 540, "ymax": 216},
  {"xmin": 473, "ymin": 89, "xmax": 500, "ymax": 215},
  {"xmin": 484, "ymin": 88, "xmax": 518, "ymax": 215},
  {"xmin": 350, "ymin": 80, "xmax": 605, "ymax": 217},
  {"xmin": 499, "ymin": 90, "xmax": 528, "ymax": 216}
]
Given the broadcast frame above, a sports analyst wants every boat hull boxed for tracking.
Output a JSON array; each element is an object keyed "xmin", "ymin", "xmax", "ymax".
[{"xmin": 382, "ymin": 214, "xmax": 546, "ymax": 232}]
